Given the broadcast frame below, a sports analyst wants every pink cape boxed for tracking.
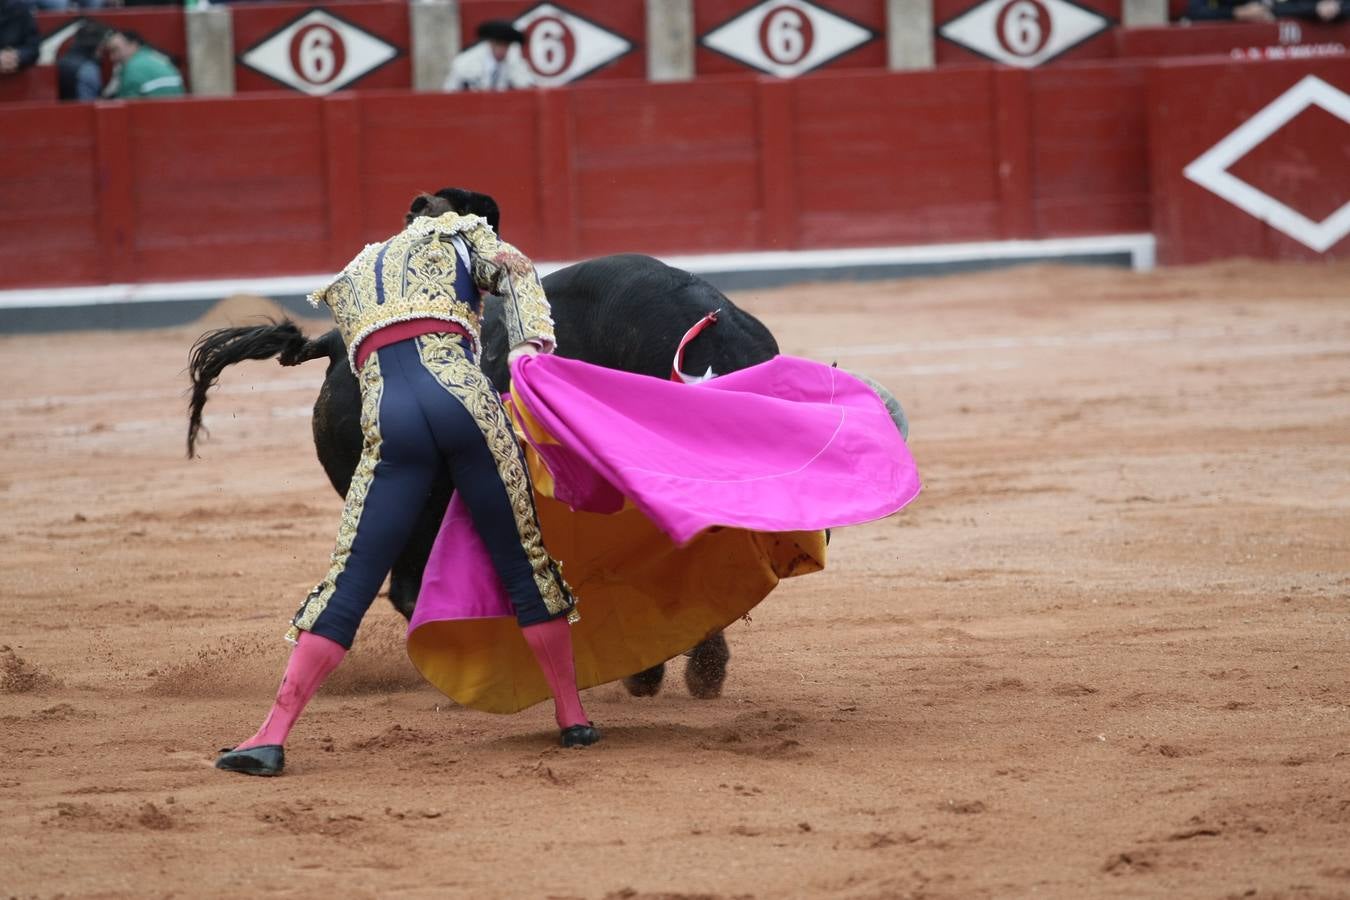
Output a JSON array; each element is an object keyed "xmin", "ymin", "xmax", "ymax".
[{"xmin": 406, "ymin": 354, "xmax": 921, "ymax": 712}]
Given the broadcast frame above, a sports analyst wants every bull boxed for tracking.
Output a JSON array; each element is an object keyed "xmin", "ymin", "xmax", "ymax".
[
  {"xmin": 189, "ymin": 249, "xmax": 910, "ymax": 700},
  {"xmin": 188, "ymin": 253, "xmax": 795, "ymax": 699}
]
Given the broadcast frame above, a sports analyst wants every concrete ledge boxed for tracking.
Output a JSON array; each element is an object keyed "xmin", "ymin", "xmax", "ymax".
[{"xmin": 0, "ymin": 235, "xmax": 1156, "ymax": 333}]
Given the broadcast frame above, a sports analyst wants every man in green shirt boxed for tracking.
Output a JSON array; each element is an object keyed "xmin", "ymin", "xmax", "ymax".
[{"xmin": 102, "ymin": 30, "xmax": 185, "ymax": 99}]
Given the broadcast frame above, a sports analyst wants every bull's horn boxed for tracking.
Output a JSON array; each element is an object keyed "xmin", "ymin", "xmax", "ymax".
[{"xmin": 843, "ymin": 369, "xmax": 909, "ymax": 441}]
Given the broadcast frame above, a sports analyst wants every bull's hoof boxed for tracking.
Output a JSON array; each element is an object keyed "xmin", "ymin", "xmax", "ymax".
[
  {"xmin": 560, "ymin": 724, "xmax": 602, "ymax": 748},
  {"xmin": 623, "ymin": 663, "xmax": 666, "ymax": 697},
  {"xmin": 387, "ymin": 576, "xmax": 419, "ymax": 621},
  {"xmin": 215, "ymin": 744, "xmax": 285, "ymax": 777},
  {"xmin": 685, "ymin": 634, "xmax": 730, "ymax": 699}
]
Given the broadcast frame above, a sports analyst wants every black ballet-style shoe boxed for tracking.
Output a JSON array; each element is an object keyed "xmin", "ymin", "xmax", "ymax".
[
  {"xmin": 215, "ymin": 744, "xmax": 285, "ymax": 776},
  {"xmin": 560, "ymin": 724, "xmax": 601, "ymax": 748}
]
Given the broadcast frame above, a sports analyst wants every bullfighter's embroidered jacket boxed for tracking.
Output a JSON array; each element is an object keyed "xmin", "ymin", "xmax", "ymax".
[{"xmin": 308, "ymin": 212, "xmax": 556, "ymax": 372}]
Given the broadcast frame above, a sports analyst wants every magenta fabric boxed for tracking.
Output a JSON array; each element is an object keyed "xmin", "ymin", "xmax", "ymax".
[
  {"xmin": 416, "ymin": 496, "xmax": 515, "ymax": 621},
  {"xmin": 509, "ymin": 353, "xmax": 921, "ymax": 544},
  {"xmin": 410, "ymin": 354, "xmax": 920, "ymax": 633}
]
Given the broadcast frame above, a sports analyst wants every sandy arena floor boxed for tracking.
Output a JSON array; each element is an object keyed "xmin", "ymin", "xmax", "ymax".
[{"xmin": 1, "ymin": 261, "xmax": 1347, "ymax": 899}]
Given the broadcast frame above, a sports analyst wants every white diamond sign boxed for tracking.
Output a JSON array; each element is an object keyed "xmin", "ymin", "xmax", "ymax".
[
  {"xmin": 699, "ymin": 0, "xmax": 876, "ymax": 79},
  {"xmin": 939, "ymin": 0, "xmax": 1108, "ymax": 68},
  {"xmin": 512, "ymin": 3, "xmax": 633, "ymax": 87},
  {"xmin": 39, "ymin": 19, "xmax": 84, "ymax": 66},
  {"xmin": 1184, "ymin": 76, "xmax": 1350, "ymax": 253},
  {"xmin": 240, "ymin": 9, "xmax": 399, "ymax": 96}
]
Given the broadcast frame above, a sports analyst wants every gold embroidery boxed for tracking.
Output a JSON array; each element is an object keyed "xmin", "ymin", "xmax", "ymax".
[
  {"xmin": 415, "ymin": 333, "xmax": 574, "ymax": 618},
  {"xmin": 469, "ymin": 242, "xmax": 554, "ymax": 353},
  {"xmin": 308, "ymin": 213, "xmax": 556, "ymax": 373},
  {"xmin": 286, "ymin": 352, "xmax": 387, "ymax": 641}
]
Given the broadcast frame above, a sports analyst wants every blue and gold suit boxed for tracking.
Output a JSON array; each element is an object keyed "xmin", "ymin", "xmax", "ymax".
[{"xmin": 287, "ymin": 212, "xmax": 573, "ymax": 648}]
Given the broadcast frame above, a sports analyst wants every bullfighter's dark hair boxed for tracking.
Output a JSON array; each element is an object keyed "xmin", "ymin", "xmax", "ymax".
[
  {"xmin": 405, "ymin": 188, "xmax": 502, "ymax": 235},
  {"xmin": 405, "ymin": 193, "xmax": 452, "ymax": 225}
]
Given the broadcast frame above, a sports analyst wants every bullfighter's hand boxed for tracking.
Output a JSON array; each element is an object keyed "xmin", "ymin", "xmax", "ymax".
[
  {"xmin": 1233, "ymin": 1, "xmax": 1275, "ymax": 20},
  {"xmin": 508, "ymin": 342, "xmax": 541, "ymax": 365}
]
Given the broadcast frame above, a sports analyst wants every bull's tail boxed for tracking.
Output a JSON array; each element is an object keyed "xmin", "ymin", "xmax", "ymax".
[{"xmin": 186, "ymin": 319, "xmax": 338, "ymax": 458}]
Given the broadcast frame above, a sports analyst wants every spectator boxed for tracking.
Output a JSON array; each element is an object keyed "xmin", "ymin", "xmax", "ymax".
[
  {"xmin": 1186, "ymin": 0, "xmax": 1344, "ymax": 21},
  {"xmin": 101, "ymin": 29, "xmax": 185, "ymax": 98},
  {"xmin": 0, "ymin": 0, "xmax": 38, "ymax": 76},
  {"xmin": 58, "ymin": 22, "xmax": 107, "ymax": 100},
  {"xmin": 443, "ymin": 19, "xmax": 535, "ymax": 92}
]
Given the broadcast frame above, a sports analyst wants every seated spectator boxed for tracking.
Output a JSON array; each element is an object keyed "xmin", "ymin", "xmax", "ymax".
[
  {"xmin": 101, "ymin": 29, "xmax": 185, "ymax": 98},
  {"xmin": 1186, "ymin": 0, "xmax": 1344, "ymax": 21},
  {"xmin": 0, "ymin": 0, "xmax": 38, "ymax": 77},
  {"xmin": 444, "ymin": 19, "xmax": 535, "ymax": 92},
  {"xmin": 58, "ymin": 22, "xmax": 107, "ymax": 101}
]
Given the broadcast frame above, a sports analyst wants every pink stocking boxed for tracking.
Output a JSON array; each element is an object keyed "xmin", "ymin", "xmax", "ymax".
[
  {"xmin": 234, "ymin": 631, "xmax": 346, "ymax": 750},
  {"xmin": 521, "ymin": 617, "xmax": 589, "ymax": 729}
]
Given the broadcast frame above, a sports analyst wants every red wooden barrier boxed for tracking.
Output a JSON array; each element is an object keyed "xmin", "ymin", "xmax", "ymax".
[
  {"xmin": 1148, "ymin": 56, "xmax": 1350, "ymax": 263},
  {"xmin": 124, "ymin": 96, "xmax": 331, "ymax": 279},
  {"xmin": 1150, "ymin": 55, "xmax": 1350, "ymax": 261},
  {"xmin": 0, "ymin": 104, "xmax": 101, "ymax": 285},
  {"xmin": 1027, "ymin": 60, "xmax": 1150, "ymax": 235},
  {"xmin": 0, "ymin": 64, "xmax": 1157, "ymax": 289},
  {"xmin": 0, "ymin": 66, "xmax": 58, "ymax": 104},
  {"xmin": 1117, "ymin": 21, "xmax": 1350, "ymax": 60},
  {"xmin": 794, "ymin": 68, "xmax": 1002, "ymax": 245},
  {"xmin": 565, "ymin": 77, "xmax": 764, "ymax": 255},
  {"xmin": 3, "ymin": 57, "xmax": 1343, "ymax": 289},
  {"xmin": 694, "ymin": 0, "xmax": 885, "ymax": 77},
  {"xmin": 349, "ymin": 90, "xmax": 547, "ymax": 254}
]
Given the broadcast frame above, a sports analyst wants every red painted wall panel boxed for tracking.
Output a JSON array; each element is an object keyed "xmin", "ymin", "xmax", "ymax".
[
  {"xmin": 232, "ymin": 2, "xmax": 410, "ymax": 94},
  {"xmin": 1026, "ymin": 61, "xmax": 1150, "ymax": 235},
  {"xmin": 5, "ymin": 56, "xmax": 1346, "ymax": 289},
  {"xmin": 122, "ymin": 97, "xmax": 329, "ymax": 280},
  {"xmin": 791, "ymin": 69, "xmax": 1003, "ymax": 246},
  {"xmin": 0, "ymin": 65, "xmax": 57, "ymax": 104},
  {"xmin": 352, "ymin": 90, "xmax": 546, "ymax": 253},
  {"xmin": 0, "ymin": 105, "xmax": 102, "ymax": 285},
  {"xmin": 694, "ymin": 0, "xmax": 886, "ymax": 76},
  {"xmin": 1148, "ymin": 57, "xmax": 1350, "ymax": 264},
  {"xmin": 457, "ymin": 0, "xmax": 645, "ymax": 84},
  {"xmin": 566, "ymin": 79, "xmax": 763, "ymax": 255}
]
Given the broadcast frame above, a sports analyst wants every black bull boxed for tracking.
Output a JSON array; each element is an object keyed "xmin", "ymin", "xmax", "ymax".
[{"xmin": 187, "ymin": 253, "xmax": 906, "ymax": 699}]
